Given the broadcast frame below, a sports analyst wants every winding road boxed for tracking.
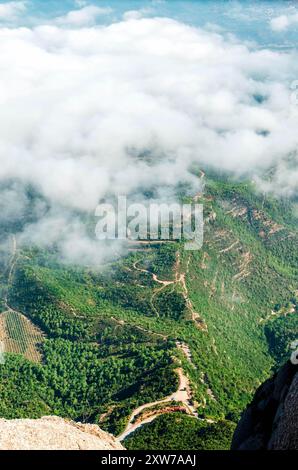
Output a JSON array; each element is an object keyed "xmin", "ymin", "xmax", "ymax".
[
  {"xmin": 117, "ymin": 367, "xmax": 198, "ymax": 442},
  {"xmin": 3, "ymin": 235, "xmax": 18, "ymax": 311}
]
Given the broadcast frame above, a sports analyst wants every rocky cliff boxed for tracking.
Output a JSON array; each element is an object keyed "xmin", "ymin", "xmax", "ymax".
[
  {"xmin": 0, "ymin": 416, "xmax": 124, "ymax": 450},
  {"xmin": 231, "ymin": 361, "xmax": 298, "ymax": 450}
]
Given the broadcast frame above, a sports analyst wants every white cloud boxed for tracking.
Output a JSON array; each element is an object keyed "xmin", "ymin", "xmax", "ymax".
[
  {"xmin": 74, "ymin": 0, "xmax": 88, "ymax": 7},
  {"xmin": 55, "ymin": 5, "xmax": 113, "ymax": 27},
  {"xmin": 0, "ymin": 1, "xmax": 27, "ymax": 21},
  {"xmin": 0, "ymin": 16, "xmax": 298, "ymax": 262},
  {"xmin": 123, "ymin": 8, "xmax": 153, "ymax": 21},
  {"xmin": 270, "ymin": 12, "xmax": 298, "ymax": 32}
]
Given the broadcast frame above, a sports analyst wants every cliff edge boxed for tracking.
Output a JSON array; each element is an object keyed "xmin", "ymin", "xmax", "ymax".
[
  {"xmin": 231, "ymin": 361, "xmax": 298, "ymax": 450},
  {"xmin": 0, "ymin": 416, "xmax": 124, "ymax": 450}
]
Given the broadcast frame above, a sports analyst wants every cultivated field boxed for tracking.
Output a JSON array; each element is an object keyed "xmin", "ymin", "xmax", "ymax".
[{"xmin": 0, "ymin": 311, "xmax": 44, "ymax": 363}]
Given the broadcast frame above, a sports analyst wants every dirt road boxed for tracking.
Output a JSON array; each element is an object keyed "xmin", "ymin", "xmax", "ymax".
[
  {"xmin": 3, "ymin": 235, "xmax": 18, "ymax": 309},
  {"xmin": 117, "ymin": 367, "xmax": 197, "ymax": 441}
]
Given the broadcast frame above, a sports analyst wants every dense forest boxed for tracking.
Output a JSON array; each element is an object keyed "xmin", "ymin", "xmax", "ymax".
[{"xmin": 124, "ymin": 414, "xmax": 236, "ymax": 450}]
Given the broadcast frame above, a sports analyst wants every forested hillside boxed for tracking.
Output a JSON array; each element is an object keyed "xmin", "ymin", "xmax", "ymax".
[{"xmin": 0, "ymin": 174, "xmax": 297, "ymax": 449}]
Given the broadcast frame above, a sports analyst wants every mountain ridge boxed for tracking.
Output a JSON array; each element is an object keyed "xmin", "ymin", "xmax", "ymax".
[{"xmin": 0, "ymin": 174, "xmax": 297, "ymax": 449}]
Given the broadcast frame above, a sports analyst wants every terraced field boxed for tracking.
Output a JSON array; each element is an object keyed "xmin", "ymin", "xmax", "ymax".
[{"xmin": 0, "ymin": 310, "xmax": 44, "ymax": 363}]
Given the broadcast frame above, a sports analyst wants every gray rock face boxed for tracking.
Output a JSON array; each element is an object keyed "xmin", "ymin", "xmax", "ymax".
[
  {"xmin": 231, "ymin": 361, "xmax": 298, "ymax": 450},
  {"xmin": 0, "ymin": 416, "xmax": 125, "ymax": 450}
]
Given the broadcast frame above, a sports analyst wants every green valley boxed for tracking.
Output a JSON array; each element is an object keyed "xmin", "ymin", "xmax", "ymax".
[{"xmin": 0, "ymin": 174, "xmax": 297, "ymax": 450}]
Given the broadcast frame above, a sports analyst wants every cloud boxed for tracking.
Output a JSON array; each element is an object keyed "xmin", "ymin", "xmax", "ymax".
[
  {"xmin": 0, "ymin": 1, "xmax": 27, "ymax": 21},
  {"xmin": 0, "ymin": 15, "xmax": 298, "ymax": 262},
  {"xmin": 74, "ymin": 0, "xmax": 88, "ymax": 7},
  {"xmin": 123, "ymin": 8, "xmax": 153, "ymax": 21},
  {"xmin": 55, "ymin": 5, "xmax": 113, "ymax": 27},
  {"xmin": 270, "ymin": 12, "xmax": 298, "ymax": 32}
]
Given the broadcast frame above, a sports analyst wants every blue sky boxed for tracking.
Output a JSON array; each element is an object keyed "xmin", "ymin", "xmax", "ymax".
[{"xmin": 1, "ymin": 1, "xmax": 298, "ymax": 48}]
